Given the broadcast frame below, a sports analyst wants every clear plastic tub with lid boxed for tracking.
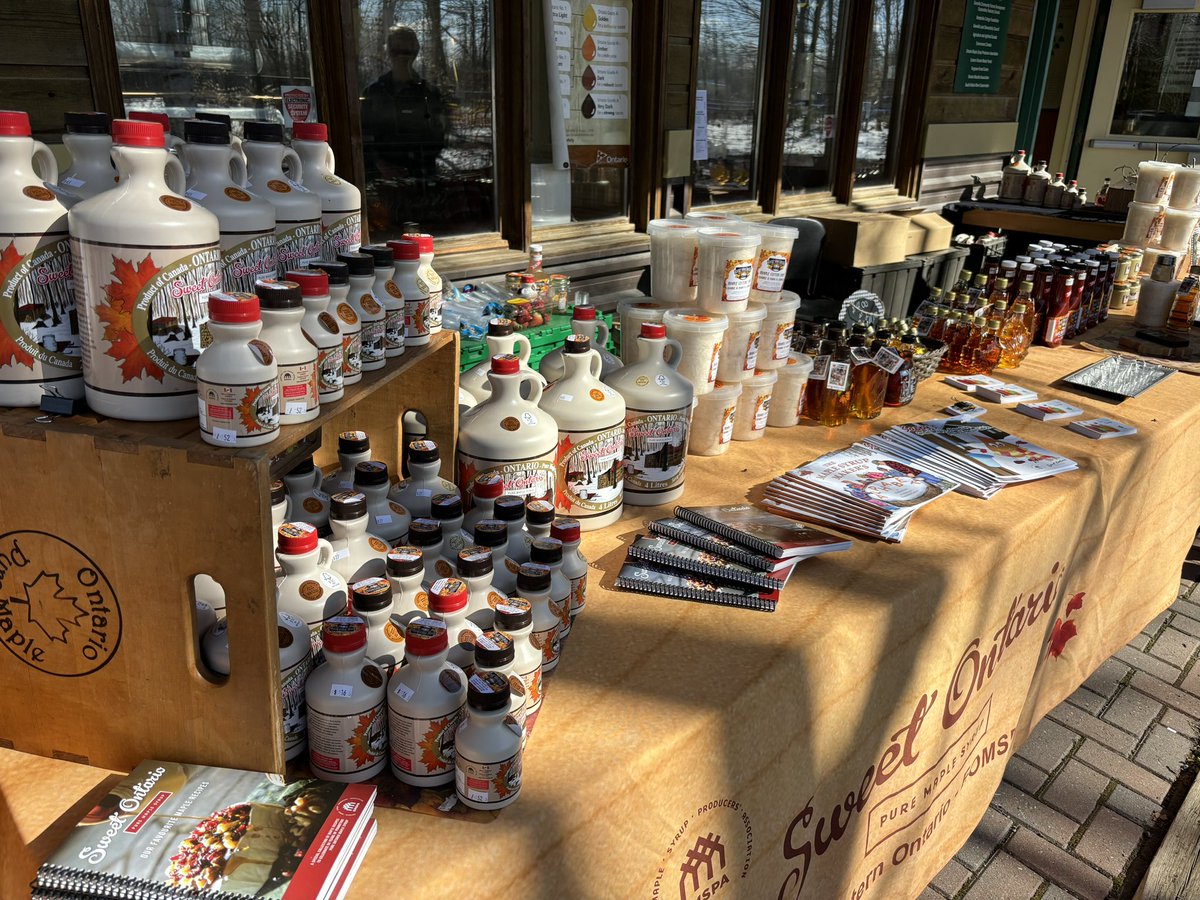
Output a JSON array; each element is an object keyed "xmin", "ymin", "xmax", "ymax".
[
  {"xmin": 688, "ymin": 381, "xmax": 742, "ymax": 456},
  {"xmin": 715, "ymin": 302, "xmax": 767, "ymax": 383},
  {"xmin": 647, "ymin": 219, "xmax": 700, "ymax": 305},
  {"xmin": 767, "ymin": 352, "xmax": 814, "ymax": 427},
  {"xmin": 757, "ymin": 291, "xmax": 802, "ymax": 370},
  {"xmin": 741, "ymin": 222, "xmax": 799, "ymax": 302},
  {"xmin": 696, "ymin": 228, "xmax": 760, "ymax": 314},
  {"xmin": 662, "ymin": 307, "xmax": 727, "ymax": 396},
  {"xmin": 732, "ymin": 369, "xmax": 778, "ymax": 440}
]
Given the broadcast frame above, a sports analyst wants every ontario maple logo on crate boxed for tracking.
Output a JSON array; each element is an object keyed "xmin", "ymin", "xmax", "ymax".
[{"xmin": 0, "ymin": 530, "xmax": 122, "ymax": 676}]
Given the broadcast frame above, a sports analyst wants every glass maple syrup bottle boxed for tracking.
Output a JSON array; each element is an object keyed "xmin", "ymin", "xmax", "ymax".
[
  {"xmin": 977, "ymin": 318, "xmax": 1002, "ymax": 373},
  {"xmin": 938, "ymin": 312, "xmax": 964, "ymax": 373},
  {"xmin": 884, "ymin": 334, "xmax": 918, "ymax": 407},
  {"xmin": 800, "ymin": 328, "xmax": 827, "ymax": 422},
  {"xmin": 986, "ymin": 277, "xmax": 1009, "ymax": 315},
  {"xmin": 819, "ymin": 338, "xmax": 853, "ymax": 428},
  {"xmin": 850, "ymin": 332, "xmax": 888, "ymax": 420},
  {"xmin": 960, "ymin": 314, "xmax": 987, "ymax": 374},
  {"xmin": 998, "ymin": 301, "xmax": 1032, "ymax": 369},
  {"xmin": 966, "ymin": 273, "xmax": 989, "ymax": 311}
]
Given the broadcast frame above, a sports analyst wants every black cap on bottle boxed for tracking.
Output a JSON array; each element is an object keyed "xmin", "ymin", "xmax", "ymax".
[
  {"xmin": 337, "ymin": 251, "xmax": 375, "ymax": 277},
  {"xmin": 431, "ymin": 493, "xmax": 463, "ymax": 521},
  {"xmin": 564, "ymin": 335, "xmax": 591, "ymax": 354},
  {"xmin": 354, "ymin": 461, "xmax": 390, "ymax": 487},
  {"xmin": 494, "ymin": 597, "xmax": 532, "ymax": 631},
  {"xmin": 196, "ymin": 111, "xmax": 232, "ymax": 128},
  {"xmin": 338, "ymin": 430, "xmax": 370, "ymax": 455},
  {"xmin": 493, "ymin": 495, "xmax": 525, "ymax": 523},
  {"xmin": 183, "ymin": 118, "xmax": 229, "ymax": 144},
  {"xmin": 291, "ymin": 456, "xmax": 315, "ymax": 475},
  {"xmin": 467, "ymin": 670, "xmax": 510, "ymax": 711},
  {"xmin": 473, "ymin": 631, "xmax": 514, "ymax": 669},
  {"xmin": 64, "ymin": 111, "xmax": 110, "ymax": 135},
  {"xmin": 456, "ymin": 546, "xmax": 494, "ymax": 578},
  {"xmin": 488, "ymin": 318, "xmax": 514, "ymax": 337},
  {"xmin": 407, "ymin": 439, "xmax": 440, "ymax": 463},
  {"xmin": 386, "ymin": 546, "xmax": 424, "ymax": 578},
  {"xmin": 473, "ymin": 520, "xmax": 508, "ymax": 549},
  {"xmin": 525, "ymin": 499, "xmax": 555, "ymax": 526},
  {"xmin": 254, "ymin": 279, "xmax": 303, "ymax": 309},
  {"xmin": 350, "ymin": 577, "xmax": 393, "ymax": 612},
  {"xmin": 408, "ymin": 518, "xmax": 442, "ymax": 547},
  {"xmin": 517, "ymin": 563, "xmax": 551, "ymax": 594},
  {"xmin": 270, "ymin": 479, "xmax": 285, "ymax": 505},
  {"xmin": 312, "ymin": 260, "xmax": 350, "ymax": 285},
  {"xmin": 901, "ymin": 333, "xmax": 919, "ymax": 345},
  {"xmin": 330, "ymin": 491, "xmax": 368, "ymax": 520},
  {"xmin": 243, "ymin": 121, "xmax": 283, "ymax": 143},
  {"xmin": 530, "ymin": 536, "xmax": 563, "ymax": 565},
  {"xmin": 362, "ymin": 244, "xmax": 394, "ymax": 268}
]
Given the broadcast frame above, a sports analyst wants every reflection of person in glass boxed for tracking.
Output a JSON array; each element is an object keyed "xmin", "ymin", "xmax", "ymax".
[{"xmin": 361, "ymin": 26, "xmax": 447, "ymax": 180}]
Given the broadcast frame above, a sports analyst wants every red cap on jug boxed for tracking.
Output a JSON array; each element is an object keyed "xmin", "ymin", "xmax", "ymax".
[
  {"xmin": 112, "ymin": 119, "xmax": 166, "ymax": 148},
  {"xmin": 285, "ymin": 269, "xmax": 330, "ymax": 297},
  {"xmin": 573, "ymin": 306, "xmax": 597, "ymax": 321},
  {"xmin": 472, "ymin": 472, "xmax": 505, "ymax": 500},
  {"xmin": 640, "ymin": 323, "xmax": 666, "ymax": 339},
  {"xmin": 491, "ymin": 354, "xmax": 520, "ymax": 374},
  {"xmin": 401, "ymin": 233, "xmax": 434, "ymax": 254},
  {"xmin": 128, "ymin": 111, "xmax": 170, "ymax": 130},
  {"xmin": 405, "ymin": 618, "xmax": 449, "ymax": 655},
  {"xmin": 388, "ymin": 239, "xmax": 420, "ymax": 261},
  {"xmin": 277, "ymin": 522, "xmax": 318, "ymax": 555},
  {"xmin": 321, "ymin": 616, "xmax": 367, "ymax": 653},
  {"xmin": 292, "ymin": 122, "xmax": 327, "ymax": 141},
  {"xmin": 208, "ymin": 292, "xmax": 260, "ymax": 323},
  {"xmin": 0, "ymin": 111, "xmax": 31, "ymax": 137}
]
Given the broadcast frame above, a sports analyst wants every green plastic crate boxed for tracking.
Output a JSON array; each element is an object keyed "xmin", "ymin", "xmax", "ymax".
[{"xmin": 458, "ymin": 310, "xmax": 615, "ymax": 372}]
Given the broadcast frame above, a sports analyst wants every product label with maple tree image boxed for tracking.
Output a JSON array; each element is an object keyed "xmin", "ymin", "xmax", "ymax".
[
  {"xmin": 276, "ymin": 220, "xmax": 322, "ymax": 269},
  {"xmin": 456, "ymin": 452, "xmax": 556, "ymax": 505},
  {"xmin": 320, "ymin": 211, "xmax": 361, "ymax": 261},
  {"xmin": 623, "ymin": 409, "xmax": 689, "ymax": 495},
  {"xmin": 72, "ymin": 240, "xmax": 221, "ymax": 393},
  {"xmin": 307, "ymin": 699, "xmax": 387, "ymax": 776},
  {"xmin": 388, "ymin": 708, "xmax": 464, "ymax": 778},
  {"xmin": 554, "ymin": 424, "xmax": 626, "ymax": 517},
  {"xmin": 455, "ymin": 748, "xmax": 522, "ymax": 807},
  {"xmin": 197, "ymin": 372, "xmax": 281, "ymax": 444},
  {"xmin": 0, "ymin": 234, "xmax": 81, "ymax": 378},
  {"xmin": 220, "ymin": 230, "xmax": 279, "ymax": 294}
]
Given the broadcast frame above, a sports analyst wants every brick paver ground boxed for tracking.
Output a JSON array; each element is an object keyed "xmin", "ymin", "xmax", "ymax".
[{"xmin": 920, "ymin": 536, "xmax": 1200, "ymax": 900}]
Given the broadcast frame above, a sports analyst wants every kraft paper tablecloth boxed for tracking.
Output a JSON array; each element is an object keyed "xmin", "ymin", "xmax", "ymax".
[{"xmin": 4, "ymin": 336, "xmax": 1199, "ymax": 900}]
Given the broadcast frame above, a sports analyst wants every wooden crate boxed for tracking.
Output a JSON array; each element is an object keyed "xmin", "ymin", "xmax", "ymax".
[{"xmin": 0, "ymin": 331, "xmax": 459, "ymax": 775}]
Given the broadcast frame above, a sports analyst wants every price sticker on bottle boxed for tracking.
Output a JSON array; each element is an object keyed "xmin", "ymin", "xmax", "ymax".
[
  {"xmin": 319, "ymin": 571, "xmax": 341, "ymax": 589},
  {"xmin": 212, "ymin": 427, "xmax": 238, "ymax": 446},
  {"xmin": 332, "ymin": 548, "xmax": 350, "ymax": 561},
  {"xmin": 285, "ymin": 401, "xmax": 309, "ymax": 416},
  {"xmin": 393, "ymin": 681, "xmax": 414, "ymax": 702},
  {"xmin": 415, "ymin": 488, "xmax": 433, "ymax": 497},
  {"xmin": 874, "ymin": 346, "xmax": 905, "ymax": 374},
  {"xmin": 329, "ymin": 683, "xmax": 354, "ymax": 698},
  {"xmin": 376, "ymin": 514, "xmax": 393, "ymax": 525}
]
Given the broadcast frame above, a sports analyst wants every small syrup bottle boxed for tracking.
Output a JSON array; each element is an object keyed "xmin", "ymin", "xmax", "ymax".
[
  {"xmin": 473, "ymin": 631, "xmax": 529, "ymax": 732},
  {"xmin": 195, "ymin": 292, "xmax": 280, "ymax": 447},
  {"xmin": 884, "ymin": 335, "xmax": 917, "ymax": 407},
  {"xmin": 428, "ymin": 576, "xmax": 482, "ymax": 675},
  {"xmin": 456, "ymin": 545, "xmax": 502, "ymax": 631},
  {"xmin": 495, "ymin": 598, "xmax": 543, "ymax": 716},
  {"xmin": 463, "ymin": 471, "xmax": 505, "ymax": 534},
  {"xmin": 552, "ymin": 518, "xmax": 588, "ymax": 623},
  {"xmin": 455, "ymin": 671, "xmax": 523, "ymax": 810},
  {"xmin": 276, "ymin": 522, "xmax": 348, "ymax": 653},
  {"xmin": 431, "ymin": 492, "xmax": 469, "ymax": 570},
  {"xmin": 327, "ymin": 491, "xmax": 389, "ymax": 583},
  {"xmin": 283, "ymin": 457, "xmax": 330, "ymax": 534},
  {"xmin": 350, "ymin": 576, "xmax": 405, "ymax": 678},
  {"xmin": 818, "ymin": 339, "xmax": 852, "ymax": 428},
  {"xmin": 322, "ymin": 430, "xmax": 371, "ymax": 495},
  {"xmin": 977, "ymin": 319, "xmax": 1003, "ymax": 373},
  {"xmin": 518, "ymin": 563, "xmax": 562, "ymax": 674},
  {"xmin": 385, "ymin": 546, "xmax": 429, "ymax": 621},
  {"xmin": 474, "ymin": 519, "xmax": 519, "ymax": 595},
  {"xmin": 305, "ymin": 616, "xmax": 387, "ymax": 782},
  {"xmin": 409, "ymin": 517, "xmax": 447, "ymax": 584},
  {"xmin": 530, "ymin": 537, "xmax": 573, "ymax": 640},
  {"xmin": 494, "ymin": 495, "xmax": 530, "ymax": 565},
  {"xmin": 354, "ymin": 460, "xmax": 411, "ymax": 546},
  {"xmin": 390, "ymin": 438, "xmax": 458, "ymax": 518}
]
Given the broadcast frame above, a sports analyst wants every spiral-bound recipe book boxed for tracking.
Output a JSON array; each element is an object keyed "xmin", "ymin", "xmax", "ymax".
[
  {"xmin": 673, "ymin": 504, "xmax": 855, "ymax": 559},
  {"xmin": 615, "ymin": 560, "xmax": 779, "ymax": 612},
  {"xmin": 626, "ymin": 534, "xmax": 788, "ymax": 589}
]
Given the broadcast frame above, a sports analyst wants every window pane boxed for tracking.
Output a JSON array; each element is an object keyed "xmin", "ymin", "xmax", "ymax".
[
  {"xmin": 358, "ymin": 1, "xmax": 496, "ymax": 238},
  {"xmin": 782, "ymin": 0, "xmax": 845, "ymax": 194},
  {"xmin": 692, "ymin": 0, "xmax": 765, "ymax": 207},
  {"xmin": 855, "ymin": 0, "xmax": 906, "ymax": 185},
  {"xmin": 530, "ymin": 0, "xmax": 632, "ymax": 224},
  {"xmin": 113, "ymin": 0, "xmax": 313, "ymax": 128},
  {"xmin": 1111, "ymin": 13, "xmax": 1200, "ymax": 138}
]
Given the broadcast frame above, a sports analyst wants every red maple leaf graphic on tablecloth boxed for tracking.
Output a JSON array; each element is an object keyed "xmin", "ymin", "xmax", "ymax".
[
  {"xmin": 20, "ymin": 571, "xmax": 86, "ymax": 643},
  {"xmin": 1048, "ymin": 618, "xmax": 1078, "ymax": 658},
  {"xmin": 1066, "ymin": 591, "xmax": 1085, "ymax": 616},
  {"xmin": 555, "ymin": 433, "xmax": 574, "ymax": 511},
  {"xmin": 97, "ymin": 254, "xmax": 164, "ymax": 383},
  {"xmin": 0, "ymin": 241, "xmax": 34, "ymax": 369}
]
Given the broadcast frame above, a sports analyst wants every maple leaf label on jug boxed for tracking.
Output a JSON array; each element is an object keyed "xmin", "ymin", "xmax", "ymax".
[
  {"xmin": 624, "ymin": 409, "xmax": 690, "ymax": 494},
  {"xmin": 73, "ymin": 243, "xmax": 221, "ymax": 393},
  {"xmin": 0, "ymin": 236, "xmax": 80, "ymax": 376},
  {"xmin": 554, "ymin": 425, "xmax": 625, "ymax": 516}
]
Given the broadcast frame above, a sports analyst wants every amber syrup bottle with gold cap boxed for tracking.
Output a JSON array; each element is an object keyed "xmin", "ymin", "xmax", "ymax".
[{"xmin": 819, "ymin": 338, "xmax": 853, "ymax": 427}]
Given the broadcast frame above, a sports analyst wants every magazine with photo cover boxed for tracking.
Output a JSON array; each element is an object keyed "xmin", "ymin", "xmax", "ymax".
[
  {"xmin": 615, "ymin": 560, "xmax": 779, "ymax": 612},
  {"xmin": 32, "ymin": 760, "xmax": 375, "ymax": 899}
]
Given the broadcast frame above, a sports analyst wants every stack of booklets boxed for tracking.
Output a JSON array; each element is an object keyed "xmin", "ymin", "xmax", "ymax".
[
  {"xmin": 32, "ymin": 760, "xmax": 377, "ymax": 900},
  {"xmin": 762, "ymin": 446, "xmax": 961, "ymax": 542},
  {"xmin": 615, "ymin": 504, "xmax": 852, "ymax": 612},
  {"xmin": 860, "ymin": 419, "xmax": 1078, "ymax": 499}
]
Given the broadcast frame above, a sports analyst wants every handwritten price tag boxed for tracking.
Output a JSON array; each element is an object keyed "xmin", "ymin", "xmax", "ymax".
[{"xmin": 329, "ymin": 683, "xmax": 353, "ymax": 698}]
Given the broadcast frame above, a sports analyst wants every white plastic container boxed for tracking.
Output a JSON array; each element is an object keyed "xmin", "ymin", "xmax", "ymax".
[
  {"xmin": 716, "ymin": 301, "xmax": 767, "ymax": 383},
  {"xmin": 389, "ymin": 437, "xmax": 458, "ymax": 518},
  {"xmin": 492, "ymin": 495, "xmax": 530, "ymax": 565},
  {"xmin": 289, "ymin": 267, "xmax": 345, "ymax": 403},
  {"xmin": 183, "ymin": 118, "xmax": 279, "ymax": 294},
  {"xmin": 689, "ymin": 380, "xmax": 741, "ymax": 455},
  {"xmin": 255, "ymin": 278, "xmax": 318, "ymax": 423},
  {"xmin": 1155, "ymin": 208, "xmax": 1199, "ymax": 252},
  {"xmin": 431, "ymin": 492, "xmax": 469, "ymax": 570},
  {"xmin": 696, "ymin": 227, "xmax": 760, "ymax": 313},
  {"xmin": 322, "ymin": 430, "xmax": 372, "ymax": 495},
  {"xmin": 463, "ymin": 472, "xmax": 504, "ymax": 534},
  {"xmin": 311, "ymin": 260, "xmax": 362, "ymax": 386},
  {"xmin": 337, "ymin": 250, "xmax": 385, "ymax": 371},
  {"xmin": 517, "ymin": 563, "xmax": 561, "ymax": 675},
  {"xmin": 744, "ymin": 222, "xmax": 798, "ymax": 302},
  {"xmin": 455, "ymin": 670, "xmax": 523, "ymax": 810},
  {"xmin": 243, "ymin": 121, "xmax": 322, "ymax": 269},
  {"xmin": 472, "ymin": 631, "xmax": 528, "ymax": 731},
  {"xmin": 386, "ymin": 546, "xmax": 430, "ymax": 620},
  {"xmin": 538, "ymin": 305, "xmax": 620, "ymax": 382},
  {"xmin": 529, "ymin": 537, "xmax": 572, "ymax": 639},
  {"xmin": 362, "ymin": 243, "xmax": 405, "ymax": 358},
  {"xmin": 194, "ymin": 291, "xmax": 280, "ymax": 446},
  {"xmin": 408, "ymin": 518, "xmax": 447, "ymax": 584},
  {"xmin": 1170, "ymin": 166, "xmax": 1200, "ymax": 211},
  {"xmin": 282, "ymin": 458, "xmax": 330, "ymax": 533},
  {"xmin": 472, "ymin": 519, "xmax": 519, "ymax": 596},
  {"xmin": 647, "ymin": 219, "xmax": 699, "ymax": 305},
  {"xmin": 306, "ymin": 616, "xmax": 387, "ymax": 782},
  {"xmin": 292, "ymin": 122, "xmax": 361, "ymax": 260},
  {"xmin": 428, "ymin": 576, "xmax": 483, "ymax": 675},
  {"xmin": 617, "ymin": 298, "xmax": 670, "ymax": 365},
  {"xmin": 604, "ymin": 322, "xmax": 693, "ymax": 505},
  {"xmin": 1123, "ymin": 202, "xmax": 1166, "ymax": 247},
  {"xmin": 350, "ymin": 575, "xmax": 406, "ymax": 677},
  {"xmin": 538, "ymin": 335, "xmax": 626, "ymax": 529},
  {"xmin": 388, "ymin": 238, "xmax": 430, "ymax": 346},
  {"xmin": 456, "ymin": 545, "xmax": 503, "ymax": 630},
  {"xmin": 387, "ymin": 617, "xmax": 466, "ymax": 786},
  {"xmin": 494, "ymin": 598, "xmax": 542, "ymax": 717},
  {"xmin": 521, "ymin": 499, "xmax": 555, "ymax": 560},
  {"xmin": 1135, "ymin": 161, "xmax": 1175, "ymax": 204},
  {"xmin": 552, "ymin": 519, "xmax": 588, "ymax": 621},
  {"xmin": 401, "ymin": 232, "xmax": 443, "ymax": 335},
  {"xmin": 663, "ymin": 306, "xmax": 728, "ymax": 396},
  {"xmin": 1022, "ymin": 161, "xmax": 1051, "ymax": 206},
  {"xmin": 767, "ymin": 352, "xmax": 814, "ymax": 426},
  {"xmin": 275, "ymin": 522, "xmax": 349, "ymax": 652},
  {"xmin": 459, "ymin": 317, "xmax": 540, "ymax": 402},
  {"xmin": 732, "ymin": 368, "xmax": 777, "ymax": 440},
  {"xmin": 327, "ymin": 491, "xmax": 390, "ymax": 583},
  {"xmin": 58, "ymin": 112, "xmax": 115, "ymax": 201},
  {"xmin": 758, "ymin": 291, "xmax": 801, "ymax": 370},
  {"xmin": 999, "ymin": 150, "xmax": 1030, "ymax": 201},
  {"xmin": 458, "ymin": 355, "xmax": 558, "ymax": 505},
  {"xmin": 354, "ymin": 460, "xmax": 411, "ymax": 545},
  {"xmin": 70, "ymin": 118, "xmax": 221, "ymax": 420}
]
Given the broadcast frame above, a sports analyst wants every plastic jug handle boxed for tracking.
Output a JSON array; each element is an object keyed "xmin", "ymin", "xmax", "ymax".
[
  {"xmin": 230, "ymin": 149, "xmax": 248, "ymax": 187},
  {"xmin": 282, "ymin": 148, "xmax": 304, "ymax": 183},
  {"xmin": 589, "ymin": 350, "xmax": 602, "ymax": 378},
  {"xmin": 31, "ymin": 140, "xmax": 58, "ymax": 183},
  {"xmin": 664, "ymin": 338, "xmax": 685, "ymax": 369},
  {"xmin": 522, "ymin": 373, "xmax": 544, "ymax": 406},
  {"xmin": 594, "ymin": 320, "xmax": 610, "ymax": 347},
  {"xmin": 326, "ymin": 145, "xmax": 336, "ymax": 172},
  {"xmin": 164, "ymin": 155, "xmax": 187, "ymax": 195},
  {"xmin": 513, "ymin": 333, "xmax": 532, "ymax": 364},
  {"xmin": 317, "ymin": 539, "xmax": 334, "ymax": 569}
]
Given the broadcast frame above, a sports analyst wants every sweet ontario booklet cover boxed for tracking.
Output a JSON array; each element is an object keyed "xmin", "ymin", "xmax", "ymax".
[{"xmin": 32, "ymin": 760, "xmax": 375, "ymax": 899}]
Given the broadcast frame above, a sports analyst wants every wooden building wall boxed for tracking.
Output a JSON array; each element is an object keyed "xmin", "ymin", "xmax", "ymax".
[{"xmin": 0, "ymin": 0, "xmax": 94, "ymax": 141}]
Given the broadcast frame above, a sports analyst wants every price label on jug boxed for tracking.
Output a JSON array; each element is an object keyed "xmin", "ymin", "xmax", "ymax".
[{"xmin": 329, "ymin": 683, "xmax": 354, "ymax": 698}]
